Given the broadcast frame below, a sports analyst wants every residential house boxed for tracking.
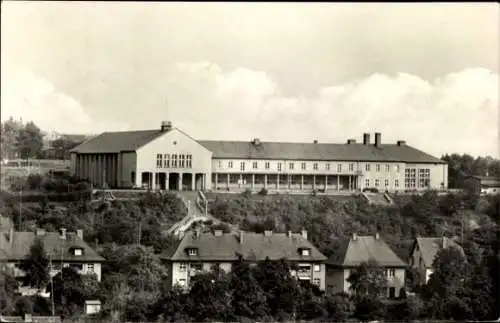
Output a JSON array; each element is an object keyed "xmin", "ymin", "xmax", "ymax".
[
  {"xmin": 162, "ymin": 229, "xmax": 328, "ymax": 290},
  {"xmin": 0, "ymin": 228, "xmax": 105, "ymax": 296},
  {"xmin": 409, "ymin": 236, "xmax": 465, "ymax": 285},
  {"xmin": 326, "ymin": 233, "xmax": 407, "ymax": 298},
  {"xmin": 464, "ymin": 175, "xmax": 500, "ymax": 195}
]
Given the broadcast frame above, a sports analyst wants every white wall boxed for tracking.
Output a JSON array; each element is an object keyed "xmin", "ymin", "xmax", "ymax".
[{"xmin": 136, "ymin": 129, "xmax": 213, "ymax": 189}]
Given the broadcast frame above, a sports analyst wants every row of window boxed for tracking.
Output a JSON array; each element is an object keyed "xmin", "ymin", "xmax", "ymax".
[
  {"xmin": 156, "ymin": 154, "xmax": 192, "ymax": 169},
  {"xmin": 179, "ymin": 262, "xmax": 322, "ymax": 273},
  {"xmin": 365, "ymin": 178, "xmax": 400, "ymax": 188},
  {"xmin": 218, "ymin": 161, "xmax": 402, "ymax": 173},
  {"xmin": 405, "ymin": 168, "xmax": 431, "ymax": 188},
  {"xmin": 49, "ymin": 263, "xmax": 95, "ymax": 272}
]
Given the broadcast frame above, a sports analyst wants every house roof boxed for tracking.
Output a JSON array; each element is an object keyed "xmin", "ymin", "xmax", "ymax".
[
  {"xmin": 69, "ymin": 126, "xmax": 444, "ymax": 163},
  {"xmin": 198, "ymin": 140, "xmax": 444, "ymax": 163},
  {"xmin": 412, "ymin": 237, "xmax": 464, "ymax": 268},
  {"xmin": 327, "ymin": 235, "xmax": 407, "ymax": 268},
  {"xmin": 164, "ymin": 231, "xmax": 327, "ymax": 262},
  {"xmin": 0, "ymin": 231, "xmax": 105, "ymax": 262},
  {"xmin": 69, "ymin": 129, "xmax": 168, "ymax": 153}
]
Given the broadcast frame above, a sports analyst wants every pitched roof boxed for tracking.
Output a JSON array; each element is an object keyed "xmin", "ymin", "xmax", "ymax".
[
  {"xmin": 164, "ymin": 231, "xmax": 327, "ymax": 262},
  {"xmin": 0, "ymin": 231, "xmax": 105, "ymax": 262},
  {"xmin": 413, "ymin": 237, "xmax": 464, "ymax": 268},
  {"xmin": 69, "ymin": 130, "xmax": 168, "ymax": 153},
  {"xmin": 69, "ymin": 126, "xmax": 444, "ymax": 163},
  {"xmin": 327, "ymin": 235, "xmax": 407, "ymax": 268}
]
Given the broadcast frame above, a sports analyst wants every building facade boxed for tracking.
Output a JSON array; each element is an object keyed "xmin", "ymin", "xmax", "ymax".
[
  {"xmin": 70, "ymin": 121, "xmax": 448, "ymax": 192},
  {"xmin": 163, "ymin": 229, "xmax": 328, "ymax": 290},
  {"xmin": 326, "ymin": 234, "xmax": 407, "ymax": 298}
]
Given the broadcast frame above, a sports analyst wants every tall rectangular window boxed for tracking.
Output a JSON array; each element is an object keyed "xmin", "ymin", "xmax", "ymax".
[
  {"xmin": 265, "ymin": 162, "xmax": 270, "ymax": 169},
  {"xmin": 375, "ymin": 179, "xmax": 380, "ymax": 187},
  {"xmin": 179, "ymin": 154, "xmax": 185, "ymax": 168},
  {"xmin": 277, "ymin": 163, "xmax": 282, "ymax": 171},
  {"xmin": 325, "ymin": 163, "xmax": 330, "ymax": 171},
  {"xmin": 376, "ymin": 164, "xmax": 381, "ymax": 172},
  {"xmin": 385, "ymin": 164, "xmax": 390, "ymax": 172},
  {"xmin": 385, "ymin": 179, "xmax": 389, "ymax": 187},
  {"xmin": 253, "ymin": 162, "xmax": 258, "ymax": 169},
  {"xmin": 186, "ymin": 154, "xmax": 192, "ymax": 168},
  {"xmin": 337, "ymin": 164, "xmax": 342, "ymax": 173},
  {"xmin": 172, "ymin": 154, "xmax": 178, "ymax": 168},
  {"xmin": 164, "ymin": 154, "xmax": 170, "ymax": 168},
  {"xmin": 313, "ymin": 163, "xmax": 318, "ymax": 170},
  {"xmin": 349, "ymin": 163, "xmax": 354, "ymax": 172},
  {"xmin": 289, "ymin": 162, "xmax": 294, "ymax": 170},
  {"xmin": 395, "ymin": 179, "xmax": 399, "ymax": 187},
  {"xmin": 396, "ymin": 165, "xmax": 400, "ymax": 172},
  {"xmin": 156, "ymin": 154, "xmax": 163, "ymax": 168},
  {"xmin": 366, "ymin": 164, "xmax": 371, "ymax": 171},
  {"xmin": 228, "ymin": 161, "xmax": 233, "ymax": 169},
  {"xmin": 301, "ymin": 162, "xmax": 306, "ymax": 170},
  {"xmin": 240, "ymin": 162, "xmax": 245, "ymax": 171},
  {"xmin": 365, "ymin": 179, "xmax": 370, "ymax": 187}
]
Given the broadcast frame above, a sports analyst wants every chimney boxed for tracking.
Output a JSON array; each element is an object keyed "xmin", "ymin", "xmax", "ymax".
[
  {"xmin": 160, "ymin": 120, "xmax": 172, "ymax": 132},
  {"xmin": 60, "ymin": 228, "xmax": 67, "ymax": 240},
  {"xmin": 353, "ymin": 233, "xmax": 357, "ymax": 241},
  {"xmin": 264, "ymin": 230, "xmax": 273, "ymax": 237},
  {"xmin": 397, "ymin": 140, "xmax": 406, "ymax": 146},
  {"xmin": 347, "ymin": 139, "xmax": 357, "ymax": 144},
  {"xmin": 313, "ymin": 140, "xmax": 318, "ymax": 144},
  {"xmin": 301, "ymin": 230, "xmax": 308, "ymax": 240},
  {"xmin": 252, "ymin": 138, "xmax": 261, "ymax": 146},
  {"xmin": 36, "ymin": 229, "xmax": 45, "ymax": 236},
  {"xmin": 287, "ymin": 230, "xmax": 292, "ymax": 238},
  {"xmin": 239, "ymin": 231, "xmax": 244, "ymax": 244},
  {"xmin": 214, "ymin": 230, "xmax": 223, "ymax": 237},
  {"xmin": 363, "ymin": 133, "xmax": 371, "ymax": 145},
  {"xmin": 375, "ymin": 232, "xmax": 380, "ymax": 240},
  {"xmin": 374, "ymin": 132, "xmax": 381, "ymax": 147},
  {"xmin": 76, "ymin": 229, "xmax": 83, "ymax": 239},
  {"xmin": 24, "ymin": 313, "xmax": 33, "ymax": 322}
]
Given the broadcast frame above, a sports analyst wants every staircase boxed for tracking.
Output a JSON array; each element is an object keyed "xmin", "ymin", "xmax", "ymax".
[{"xmin": 362, "ymin": 192, "xmax": 393, "ymax": 206}]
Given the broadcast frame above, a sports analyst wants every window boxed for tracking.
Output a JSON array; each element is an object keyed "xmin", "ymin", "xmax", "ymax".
[
  {"xmin": 376, "ymin": 164, "xmax": 381, "ymax": 172},
  {"xmin": 240, "ymin": 162, "xmax": 245, "ymax": 171},
  {"xmin": 188, "ymin": 248, "xmax": 198, "ymax": 256},
  {"xmin": 337, "ymin": 164, "xmax": 342, "ymax": 173},
  {"xmin": 313, "ymin": 278, "xmax": 321, "ymax": 286},
  {"xmin": 349, "ymin": 163, "xmax": 354, "ymax": 172},
  {"xmin": 301, "ymin": 249, "xmax": 310, "ymax": 256},
  {"xmin": 395, "ymin": 179, "xmax": 399, "ymax": 187},
  {"xmin": 186, "ymin": 155, "xmax": 192, "ymax": 168},
  {"xmin": 405, "ymin": 168, "xmax": 417, "ymax": 188},
  {"xmin": 385, "ymin": 179, "xmax": 389, "ymax": 187},
  {"xmin": 313, "ymin": 163, "xmax": 318, "ymax": 170},
  {"xmin": 366, "ymin": 164, "xmax": 371, "ymax": 171},
  {"xmin": 179, "ymin": 154, "xmax": 185, "ymax": 168},
  {"xmin": 277, "ymin": 163, "xmax": 282, "ymax": 171},
  {"xmin": 87, "ymin": 264, "xmax": 95, "ymax": 273},
  {"xmin": 301, "ymin": 162, "xmax": 306, "ymax": 170},
  {"xmin": 314, "ymin": 264, "xmax": 321, "ymax": 272},
  {"xmin": 325, "ymin": 163, "xmax": 330, "ymax": 171},
  {"xmin": 385, "ymin": 164, "xmax": 390, "ymax": 172},
  {"xmin": 179, "ymin": 263, "xmax": 187, "ymax": 272},
  {"xmin": 388, "ymin": 269, "xmax": 396, "ymax": 277},
  {"xmin": 375, "ymin": 179, "xmax": 380, "ymax": 187},
  {"xmin": 365, "ymin": 179, "xmax": 370, "ymax": 187},
  {"xmin": 74, "ymin": 249, "xmax": 83, "ymax": 256},
  {"xmin": 156, "ymin": 154, "xmax": 163, "ymax": 168},
  {"xmin": 289, "ymin": 162, "xmax": 294, "ymax": 170},
  {"xmin": 253, "ymin": 162, "xmax": 258, "ymax": 169},
  {"xmin": 396, "ymin": 165, "xmax": 401, "ymax": 172},
  {"xmin": 228, "ymin": 161, "xmax": 233, "ymax": 169},
  {"xmin": 265, "ymin": 162, "xmax": 270, "ymax": 169},
  {"xmin": 163, "ymin": 154, "xmax": 170, "ymax": 168},
  {"xmin": 172, "ymin": 154, "xmax": 178, "ymax": 168},
  {"xmin": 418, "ymin": 168, "xmax": 431, "ymax": 188}
]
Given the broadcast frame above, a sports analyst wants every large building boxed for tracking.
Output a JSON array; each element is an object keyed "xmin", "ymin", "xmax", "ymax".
[
  {"xmin": 162, "ymin": 229, "xmax": 328, "ymax": 290},
  {"xmin": 69, "ymin": 121, "xmax": 448, "ymax": 192}
]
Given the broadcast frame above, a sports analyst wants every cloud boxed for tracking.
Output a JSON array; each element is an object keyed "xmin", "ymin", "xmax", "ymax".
[
  {"xmin": 0, "ymin": 65, "xmax": 128, "ymax": 135},
  {"xmin": 164, "ymin": 62, "xmax": 499, "ymax": 158}
]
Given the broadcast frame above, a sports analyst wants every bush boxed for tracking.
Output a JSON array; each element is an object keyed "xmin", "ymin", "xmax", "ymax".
[
  {"xmin": 258, "ymin": 188, "xmax": 268, "ymax": 196},
  {"xmin": 242, "ymin": 189, "xmax": 253, "ymax": 198}
]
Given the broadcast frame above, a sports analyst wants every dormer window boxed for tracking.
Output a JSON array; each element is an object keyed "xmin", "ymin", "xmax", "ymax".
[
  {"xmin": 187, "ymin": 248, "xmax": 198, "ymax": 256},
  {"xmin": 70, "ymin": 247, "xmax": 84, "ymax": 256},
  {"xmin": 298, "ymin": 247, "xmax": 311, "ymax": 256}
]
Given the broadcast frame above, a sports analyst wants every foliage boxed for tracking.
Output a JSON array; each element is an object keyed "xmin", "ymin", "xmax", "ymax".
[
  {"xmin": 352, "ymin": 295, "xmax": 386, "ymax": 322},
  {"xmin": 441, "ymin": 153, "xmax": 500, "ymax": 188},
  {"xmin": 20, "ymin": 238, "xmax": 50, "ymax": 291},
  {"xmin": 0, "ymin": 268, "xmax": 19, "ymax": 313},
  {"xmin": 347, "ymin": 260, "xmax": 388, "ymax": 298},
  {"xmin": 16, "ymin": 121, "xmax": 44, "ymax": 159}
]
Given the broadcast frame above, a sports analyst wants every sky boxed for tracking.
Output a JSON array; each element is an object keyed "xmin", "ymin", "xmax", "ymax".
[{"xmin": 1, "ymin": 2, "xmax": 499, "ymax": 158}]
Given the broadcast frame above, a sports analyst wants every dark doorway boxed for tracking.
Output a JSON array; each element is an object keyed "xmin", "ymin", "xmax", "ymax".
[
  {"xmin": 169, "ymin": 173, "xmax": 179, "ymax": 190},
  {"xmin": 389, "ymin": 287, "xmax": 396, "ymax": 298},
  {"xmin": 158, "ymin": 173, "xmax": 166, "ymax": 190}
]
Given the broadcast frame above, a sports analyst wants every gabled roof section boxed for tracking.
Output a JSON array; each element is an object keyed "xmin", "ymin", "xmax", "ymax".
[
  {"xmin": 327, "ymin": 235, "xmax": 407, "ymax": 268},
  {"xmin": 164, "ymin": 231, "xmax": 327, "ymax": 262},
  {"xmin": 70, "ymin": 129, "xmax": 169, "ymax": 153},
  {"xmin": 198, "ymin": 140, "xmax": 445, "ymax": 163},
  {"xmin": 413, "ymin": 237, "xmax": 464, "ymax": 269},
  {"xmin": 0, "ymin": 231, "xmax": 105, "ymax": 262}
]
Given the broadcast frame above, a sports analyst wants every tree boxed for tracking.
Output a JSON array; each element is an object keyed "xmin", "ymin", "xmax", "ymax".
[
  {"xmin": 16, "ymin": 121, "xmax": 44, "ymax": 159},
  {"xmin": 50, "ymin": 137, "xmax": 81, "ymax": 160},
  {"xmin": 0, "ymin": 117, "xmax": 23, "ymax": 159},
  {"xmin": 230, "ymin": 257, "xmax": 268, "ymax": 320},
  {"xmin": 0, "ymin": 268, "xmax": 19, "ymax": 314},
  {"xmin": 49, "ymin": 267, "xmax": 86, "ymax": 316},
  {"xmin": 352, "ymin": 295, "xmax": 386, "ymax": 322},
  {"xmin": 347, "ymin": 260, "xmax": 388, "ymax": 298},
  {"xmin": 20, "ymin": 238, "xmax": 50, "ymax": 291},
  {"xmin": 323, "ymin": 293, "xmax": 352, "ymax": 322}
]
